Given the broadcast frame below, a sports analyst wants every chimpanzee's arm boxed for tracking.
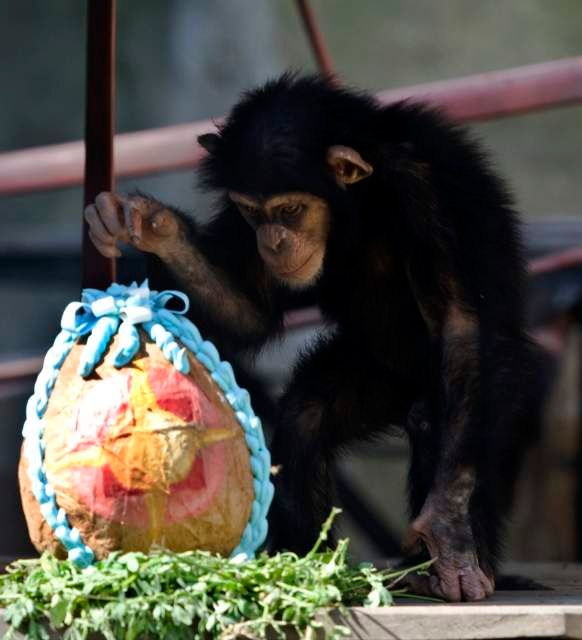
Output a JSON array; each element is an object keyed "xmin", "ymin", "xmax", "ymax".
[
  {"xmin": 85, "ymin": 192, "xmax": 282, "ymax": 351},
  {"xmin": 149, "ymin": 210, "xmax": 280, "ymax": 350},
  {"xmin": 405, "ymin": 251, "xmax": 496, "ymax": 602}
]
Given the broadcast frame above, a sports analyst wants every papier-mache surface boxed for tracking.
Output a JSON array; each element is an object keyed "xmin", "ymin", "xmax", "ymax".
[{"xmin": 19, "ymin": 281, "xmax": 273, "ymax": 566}]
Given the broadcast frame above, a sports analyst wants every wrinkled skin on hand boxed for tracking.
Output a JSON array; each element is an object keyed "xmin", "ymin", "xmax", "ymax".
[
  {"xmin": 403, "ymin": 471, "xmax": 495, "ymax": 602},
  {"xmin": 84, "ymin": 192, "xmax": 181, "ymax": 259}
]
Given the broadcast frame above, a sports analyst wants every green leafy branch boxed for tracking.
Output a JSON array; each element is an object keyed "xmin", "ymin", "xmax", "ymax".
[{"xmin": 0, "ymin": 509, "xmax": 434, "ymax": 640}]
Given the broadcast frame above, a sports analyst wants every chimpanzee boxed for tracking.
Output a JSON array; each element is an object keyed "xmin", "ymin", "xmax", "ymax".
[{"xmin": 85, "ymin": 73, "xmax": 540, "ymax": 602}]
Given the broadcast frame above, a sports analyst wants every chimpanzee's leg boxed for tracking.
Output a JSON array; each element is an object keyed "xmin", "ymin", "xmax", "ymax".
[
  {"xmin": 268, "ymin": 333, "xmax": 416, "ymax": 554},
  {"xmin": 403, "ymin": 333, "xmax": 543, "ymax": 600},
  {"xmin": 405, "ymin": 403, "xmax": 495, "ymax": 598}
]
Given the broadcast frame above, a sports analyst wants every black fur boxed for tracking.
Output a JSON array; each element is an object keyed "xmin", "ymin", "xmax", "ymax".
[{"xmin": 152, "ymin": 73, "xmax": 542, "ymax": 592}]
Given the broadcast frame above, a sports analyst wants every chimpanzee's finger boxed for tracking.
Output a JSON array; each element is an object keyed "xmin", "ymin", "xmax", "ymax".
[
  {"xmin": 120, "ymin": 198, "xmax": 143, "ymax": 245},
  {"xmin": 84, "ymin": 205, "xmax": 115, "ymax": 244},
  {"xmin": 88, "ymin": 230, "xmax": 121, "ymax": 258},
  {"xmin": 461, "ymin": 568, "xmax": 495, "ymax": 600},
  {"xmin": 404, "ymin": 572, "xmax": 462, "ymax": 602},
  {"xmin": 400, "ymin": 573, "xmax": 444, "ymax": 598},
  {"xmin": 433, "ymin": 572, "xmax": 462, "ymax": 602},
  {"xmin": 95, "ymin": 192, "xmax": 123, "ymax": 236}
]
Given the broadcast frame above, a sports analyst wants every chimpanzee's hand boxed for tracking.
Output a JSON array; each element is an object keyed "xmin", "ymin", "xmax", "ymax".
[
  {"xmin": 402, "ymin": 499, "xmax": 495, "ymax": 602},
  {"xmin": 84, "ymin": 192, "xmax": 180, "ymax": 258}
]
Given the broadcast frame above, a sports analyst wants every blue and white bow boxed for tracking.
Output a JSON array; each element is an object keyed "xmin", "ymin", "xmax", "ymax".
[{"xmin": 61, "ymin": 280, "xmax": 191, "ymax": 376}]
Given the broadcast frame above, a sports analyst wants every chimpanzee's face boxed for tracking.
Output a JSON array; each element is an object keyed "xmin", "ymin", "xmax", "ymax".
[
  {"xmin": 229, "ymin": 191, "xmax": 330, "ymax": 289},
  {"xmin": 199, "ymin": 129, "xmax": 374, "ymax": 288}
]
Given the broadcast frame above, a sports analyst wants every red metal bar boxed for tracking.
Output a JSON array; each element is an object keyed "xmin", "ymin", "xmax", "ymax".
[
  {"xmin": 0, "ymin": 356, "xmax": 44, "ymax": 383},
  {"xmin": 0, "ymin": 120, "xmax": 215, "ymax": 195},
  {"xmin": 3, "ymin": 245, "xmax": 582, "ymax": 386},
  {"xmin": 377, "ymin": 56, "xmax": 582, "ymax": 123},
  {"xmin": 295, "ymin": 0, "xmax": 336, "ymax": 80},
  {"xmin": 1, "ymin": 57, "xmax": 581, "ymax": 196},
  {"xmin": 528, "ymin": 246, "xmax": 582, "ymax": 276},
  {"xmin": 82, "ymin": 0, "xmax": 117, "ymax": 289},
  {"xmin": 285, "ymin": 248, "xmax": 582, "ymax": 332}
]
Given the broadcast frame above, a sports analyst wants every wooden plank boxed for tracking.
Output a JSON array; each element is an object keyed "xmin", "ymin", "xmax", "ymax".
[
  {"xmin": 3, "ymin": 603, "xmax": 577, "ymax": 640},
  {"xmin": 1, "ymin": 595, "xmax": 581, "ymax": 639},
  {"xmin": 322, "ymin": 603, "xmax": 582, "ymax": 639}
]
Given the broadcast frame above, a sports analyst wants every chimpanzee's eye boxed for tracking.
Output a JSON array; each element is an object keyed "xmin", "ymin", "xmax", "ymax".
[
  {"xmin": 281, "ymin": 203, "xmax": 304, "ymax": 216},
  {"xmin": 239, "ymin": 204, "xmax": 259, "ymax": 217}
]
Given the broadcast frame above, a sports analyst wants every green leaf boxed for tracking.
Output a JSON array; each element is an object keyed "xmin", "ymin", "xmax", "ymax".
[
  {"xmin": 123, "ymin": 553, "xmax": 140, "ymax": 573},
  {"xmin": 62, "ymin": 625, "xmax": 83, "ymax": 640},
  {"xmin": 365, "ymin": 585, "xmax": 393, "ymax": 607},
  {"xmin": 238, "ymin": 599, "xmax": 259, "ymax": 619},
  {"xmin": 282, "ymin": 606, "xmax": 296, "ymax": 622},
  {"xmin": 40, "ymin": 553, "xmax": 57, "ymax": 575},
  {"xmin": 49, "ymin": 597, "xmax": 69, "ymax": 627},
  {"xmin": 171, "ymin": 604, "xmax": 193, "ymax": 627}
]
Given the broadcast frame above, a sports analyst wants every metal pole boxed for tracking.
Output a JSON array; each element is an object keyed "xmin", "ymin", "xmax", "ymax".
[
  {"xmin": 577, "ymin": 320, "xmax": 582, "ymax": 560},
  {"xmin": 82, "ymin": 0, "xmax": 117, "ymax": 289},
  {"xmin": 295, "ymin": 0, "xmax": 336, "ymax": 81}
]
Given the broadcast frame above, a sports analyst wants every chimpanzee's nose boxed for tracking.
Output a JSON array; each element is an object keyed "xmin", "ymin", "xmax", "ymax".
[
  {"xmin": 270, "ymin": 235, "xmax": 285, "ymax": 254},
  {"xmin": 260, "ymin": 224, "xmax": 288, "ymax": 255}
]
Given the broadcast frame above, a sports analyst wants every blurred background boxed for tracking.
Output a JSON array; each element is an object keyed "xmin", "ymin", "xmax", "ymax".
[{"xmin": 1, "ymin": 1, "xmax": 582, "ymax": 564}]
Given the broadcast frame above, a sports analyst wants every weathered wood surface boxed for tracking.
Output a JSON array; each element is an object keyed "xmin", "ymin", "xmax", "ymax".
[
  {"xmin": 321, "ymin": 601, "xmax": 582, "ymax": 639},
  {"xmin": 330, "ymin": 562, "xmax": 582, "ymax": 639},
  {"xmin": 0, "ymin": 563, "xmax": 580, "ymax": 639}
]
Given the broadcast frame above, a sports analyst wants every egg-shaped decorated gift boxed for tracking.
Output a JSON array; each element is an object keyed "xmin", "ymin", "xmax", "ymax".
[{"xmin": 19, "ymin": 281, "xmax": 273, "ymax": 567}]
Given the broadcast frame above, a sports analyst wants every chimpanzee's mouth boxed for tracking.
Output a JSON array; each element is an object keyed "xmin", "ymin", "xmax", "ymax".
[{"xmin": 274, "ymin": 251, "xmax": 317, "ymax": 278}]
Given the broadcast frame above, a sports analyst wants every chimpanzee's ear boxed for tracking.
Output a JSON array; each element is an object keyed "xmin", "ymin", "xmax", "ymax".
[
  {"xmin": 327, "ymin": 145, "xmax": 373, "ymax": 188},
  {"xmin": 198, "ymin": 133, "xmax": 221, "ymax": 155}
]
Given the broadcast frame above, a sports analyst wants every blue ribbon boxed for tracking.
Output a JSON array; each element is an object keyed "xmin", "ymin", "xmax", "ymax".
[{"xmin": 60, "ymin": 280, "xmax": 190, "ymax": 376}]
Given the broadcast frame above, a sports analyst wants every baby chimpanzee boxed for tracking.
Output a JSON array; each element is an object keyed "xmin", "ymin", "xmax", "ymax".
[{"xmin": 85, "ymin": 73, "xmax": 540, "ymax": 601}]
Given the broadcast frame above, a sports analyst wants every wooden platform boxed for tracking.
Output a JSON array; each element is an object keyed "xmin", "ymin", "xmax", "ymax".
[
  {"xmin": 318, "ymin": 564, "xmax": 582, "ymax": 639},
  {"xmin": 0, "ymin": 563, "xmax": 580, "ymax": 639}
]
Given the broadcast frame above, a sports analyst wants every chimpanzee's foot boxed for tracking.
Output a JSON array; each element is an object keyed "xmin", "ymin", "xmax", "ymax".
[
  {"xmin": 402, "ymin": 498, "xmax": 495, "ymax": 602},
  {"xmin": 402, "ymin": 550, "xmax": 494, "ymax": 602}
]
